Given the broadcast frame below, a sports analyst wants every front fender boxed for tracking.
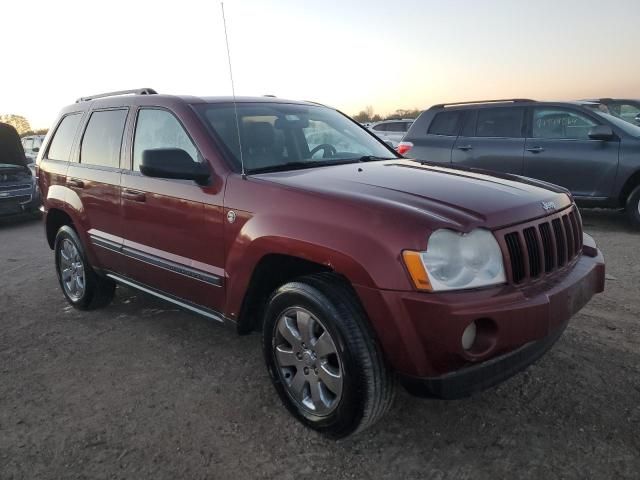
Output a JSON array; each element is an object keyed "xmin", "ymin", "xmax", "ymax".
[{"xmin": 223, "ymin": 212, "xmax": 407, "ymax": 317}]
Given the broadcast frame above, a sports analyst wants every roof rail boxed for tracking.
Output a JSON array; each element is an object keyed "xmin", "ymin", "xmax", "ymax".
[
  {"xmin": 430, "ymin": 98, "xmax": 534, "ymax": 109},
  {"xmin": 75, "ymin": 88, "xmax": 158, "ymax": 103}
]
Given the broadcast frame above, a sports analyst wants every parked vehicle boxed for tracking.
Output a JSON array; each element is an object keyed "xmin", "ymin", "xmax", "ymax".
[
  {"xmin": 21, "ymin": 134, "xmax": 46, "ymax": 165},
  {"xmin": 582, "ymin": 98, "xmax": 640, "ymax": 126},
  {"xmin": 38, "ymin": 89, "xmax": 605, "ymax": 438},
  {"xmin": 368, "ymin": 119, "xmax": 414, "ymax": 147},
  {"xmin": 0, "ymin": 123, "xmax": 41, "ymax": 217},
  {"xmin": 399, "ymin": 99, "xmax": 640, "ymax": 228}
]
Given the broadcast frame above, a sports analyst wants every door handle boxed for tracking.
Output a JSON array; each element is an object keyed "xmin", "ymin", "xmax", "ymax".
[
  {"xmin": 456, "ymin": 145, "xmax": 473, "ymax": 151},
  {"xmin": 526, "ymin": 146, "xmax": 545, "ymax": 153},
  {"xmin": 66, "ymin": 178, "xmax": 84, "ymax": 188},
  {"xmin": 122, "ymin": 189, "xmax": 146, "ymax": 202}
]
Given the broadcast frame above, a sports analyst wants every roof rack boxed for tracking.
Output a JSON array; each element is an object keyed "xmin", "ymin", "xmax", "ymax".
[
  {"xmin": 75, "ymin": 88, "xmax": 158, "ymax": 103},
  {"xmin": 430, "ymin": 98, "xmax": 534, "ymax": 109}
]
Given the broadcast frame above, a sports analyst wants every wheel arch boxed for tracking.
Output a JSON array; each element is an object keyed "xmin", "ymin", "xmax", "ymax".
[
  {"xmin": 45, "ymin": 208, "xmax": 75, "ymax": 249},
  {"xmin": 620, "ymin": 169, "xmax": 640, "ymax": 207}
]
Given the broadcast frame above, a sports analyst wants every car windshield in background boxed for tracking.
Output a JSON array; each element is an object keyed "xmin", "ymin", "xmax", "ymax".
[
  {"xmin": 195, "ymin": 103, "xmax": 395, "ymax": 173},
  {"xmin": 593, "ymin": 111, "xmax": 640, "ymax": 138}
]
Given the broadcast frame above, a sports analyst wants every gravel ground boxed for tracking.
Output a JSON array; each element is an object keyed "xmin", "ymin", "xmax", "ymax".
[{"xmin": 0, "ymin": 210, "xmax": 639, "ymax": 479}]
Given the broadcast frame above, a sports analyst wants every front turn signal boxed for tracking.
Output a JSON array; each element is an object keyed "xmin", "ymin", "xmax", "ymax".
[{"xmin": 402, "ymin": 250, "xmax": 432, "ymax": 291}]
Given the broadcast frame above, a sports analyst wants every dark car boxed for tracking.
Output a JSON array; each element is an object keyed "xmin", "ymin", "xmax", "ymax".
[
  {"xmin": 0, "ymin": 122, "xmax": 41, "ymax": 217},
  {"xmin": 582, "ymin": 98, "xmax": 640, "ymax": 126},
  {"xmin": 38, "ymin": 89, "xmax": 604, "ymax": 438},
  {"xmin": 399, "ymin": 99, "xmax": 640, "ymax": 228}
]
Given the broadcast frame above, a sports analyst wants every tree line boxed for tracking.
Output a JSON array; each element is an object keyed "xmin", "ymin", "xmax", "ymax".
[
  {"xmin": 0, "ymin": 114, "xmax": 48, "ymax": 137},
  {"xmin": 352, "ymin": 106, "xmax": 422, "ymax": 123}
]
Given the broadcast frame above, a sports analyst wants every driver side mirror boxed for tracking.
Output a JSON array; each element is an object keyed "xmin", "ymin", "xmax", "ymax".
[
  {"xmin": 588, "ymin": 125, "xmax": 615, "ymax": 141},
  {"xmin": 140, "ymin": 148, "xmax": 210, "ymax": 185}
]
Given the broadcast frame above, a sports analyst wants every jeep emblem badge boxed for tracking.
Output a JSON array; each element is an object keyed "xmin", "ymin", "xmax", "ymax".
[
  {"xmin": 226, "ymin": 210, "xmax": 237, "ymax": 224},
  {"xmin": 541, "ymin": 201, "xmax": 557, "ymax": 212}
]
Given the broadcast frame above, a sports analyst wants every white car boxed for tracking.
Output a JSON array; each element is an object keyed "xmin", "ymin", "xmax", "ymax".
[
  {"xmin": 21, "ymin": 135, "xmax": 46, "ymax": 165},
  {"xmin": 368, "ymin": 119, "xmax": 414, "ymax": 147}
]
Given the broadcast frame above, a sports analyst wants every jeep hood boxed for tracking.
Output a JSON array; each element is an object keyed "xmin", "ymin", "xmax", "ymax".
[
  {"xmin": 256, "ymin": 159, "xmax": 572, "ymax": 230},
  {"xmin": 0, "ymin": 122, "xmax": 28, "ymax": 167}
]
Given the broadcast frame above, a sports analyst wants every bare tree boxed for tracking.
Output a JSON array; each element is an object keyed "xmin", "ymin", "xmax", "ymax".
[{"xmin": 0, "ymin": 114, "xmax": 32, "ymax": 135}]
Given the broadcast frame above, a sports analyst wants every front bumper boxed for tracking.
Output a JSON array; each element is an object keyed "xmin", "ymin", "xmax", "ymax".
[
  {"xmin": 355, "ymin": 240, "xmax": 605, "ymax": 398},
  {"xmin": 0, "ymin": 185, "xmax": 40, "ymax": 217}
]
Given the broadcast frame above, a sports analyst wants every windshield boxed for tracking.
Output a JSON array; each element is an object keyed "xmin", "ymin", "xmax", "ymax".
[
  {"xmin": 593, "ymin": 111, "xmax": 640, "ymax": 138},
  {"xmin": 195, "ymin": 102, "xmax": 396, "ymax": 173}
]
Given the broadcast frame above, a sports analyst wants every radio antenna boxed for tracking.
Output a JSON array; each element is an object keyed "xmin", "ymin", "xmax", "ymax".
[{"xmin": 221, "ymin": 2, "xmax": 245, "ymax": 178}]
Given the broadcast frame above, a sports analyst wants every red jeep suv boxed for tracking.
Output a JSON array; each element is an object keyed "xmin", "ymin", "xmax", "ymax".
[{"xmin": 37, "ymin": 89, "xmax": 605, "ymax": 438}]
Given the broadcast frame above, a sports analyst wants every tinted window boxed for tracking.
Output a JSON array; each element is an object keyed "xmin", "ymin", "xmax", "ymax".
[
  {"xmin": 386, "ymin": 122, "xmax": 405, "ymax": 133},
  {"xmin": 428, "ymin": 111, "xmax": 462, "ymax": 136},
  {"xmin": 476, "ymin": 108, "xmax": 523, "ymax": 138},
  {"xmin": 80, "ymin": 110, "xmax": 127, "ymax": 168},
  {"xmin": 608, "ymin": 102, "xmax": 640, "ymax": 124},
  {"xmin": 372, "ymin": 123, "xmax": 387, "ymax": 132},
  {"xmin": 532, "ymin": 108, "xmax": 597, "ymax": 140},
  {"xmin": 133, "ymin": 109, "xmax": 199, "ymax": 171},
  {"xmin": 47, "ymin": 113, "xmax": 82, "ymax": 161},
  {"xmin": 460, "ymin": 110, "xmax": 477, "ymax": 137}
]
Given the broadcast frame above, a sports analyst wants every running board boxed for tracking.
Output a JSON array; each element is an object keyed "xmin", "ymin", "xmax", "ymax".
[{"xmin": 107, "ymin": 273, "xmax": 229, "ymax": 324}]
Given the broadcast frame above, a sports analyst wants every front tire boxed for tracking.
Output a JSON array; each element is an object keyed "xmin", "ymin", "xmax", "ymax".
[
  {"xmin": 262, "ymin": 273, "xmax": 395, "ymax": 438},
  {"xmin": 54, "ymin": 226, "xmax": 115, "ymax": 310},
  {"xmin": 626, "ymin": 185, "xmax": 640, "ymax": 229}
]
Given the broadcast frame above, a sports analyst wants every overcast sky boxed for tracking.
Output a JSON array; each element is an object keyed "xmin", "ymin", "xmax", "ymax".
[{"xmin": 3, "ymin": 0, "xmax": 639, "ymax": 128}]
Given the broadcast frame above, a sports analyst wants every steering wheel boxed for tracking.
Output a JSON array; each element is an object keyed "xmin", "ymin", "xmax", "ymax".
[{"xmin": 309, "ymin": 144, "xmax": 337, "ymax": 158}]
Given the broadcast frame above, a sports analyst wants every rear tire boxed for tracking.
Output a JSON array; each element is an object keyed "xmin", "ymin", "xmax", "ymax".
[
  {"xmin": 626, "ymin": 186, "xmax": 640, "ymax": 229},
  {"xmin": 262, "ymin": 273, "xmax": 395, "ymax": 438},
  {"xmin": 54, "ymin": 226, "xmax": 115, "ymax": 310}
]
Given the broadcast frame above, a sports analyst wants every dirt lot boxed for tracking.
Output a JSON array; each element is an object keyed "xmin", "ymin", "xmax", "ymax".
[{"xmin": 0, "ymin": 210, "xmax": 638, "ymax": 480}]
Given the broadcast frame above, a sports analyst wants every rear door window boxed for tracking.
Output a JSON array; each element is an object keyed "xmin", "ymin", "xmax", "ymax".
[
  {"xmin": 532, "ymin": 108, "xmax": 597, "ymax": 140},
  {"xmin": 80, "ymin": 109, "xmax": 128, "ymax": 168},
  {"xmin": 372, "ymin": 123, "xmax": 387, "ymax": 132},
  {"xmin": 476, "ymin": 108, "xmax": 524, "ymax": 138},
  {"xmin": 47, "ymin": 113, "xmax": 83, "ymax": 161},
  {"xmin": 428, "ymin": 111, "xmax": 462, "ymax": 136}
]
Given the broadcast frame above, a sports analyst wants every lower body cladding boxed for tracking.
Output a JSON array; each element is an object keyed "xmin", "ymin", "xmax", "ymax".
[{"xmin": 356, "ymin": 245, "xmax": 605, "ymax": 399}]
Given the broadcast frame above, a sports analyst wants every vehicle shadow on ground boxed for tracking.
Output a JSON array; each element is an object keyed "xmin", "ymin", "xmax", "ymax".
[
  {"xmin": 104, "ymin": 283, "xmax": 634, "ymax": 458},
  {"xmin": 580, "ymin": 208, "xmax": 634, "ymax": 234},
  {"xmin": 0, "ymin": 213, "xmax": 41, "ymax": 229}
]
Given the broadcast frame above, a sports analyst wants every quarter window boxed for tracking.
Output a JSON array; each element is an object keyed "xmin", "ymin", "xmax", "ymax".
[
  {"xmin": 476, "ymin": 108, "xmax": 524, "ymax": 138},
  {"xmin": 428, "ymin": 111, "xmax": 462, "ymax": 136},
  {"xmin": 133, "ymin": 109, "xmax": 199, "ymax": 171},
  {"xmin": 532, "ymin": 108, "xmax": 597, "ymax": 140},
  {"xmin": 47, "ymin": 113, "xmax": 83, "ymax": 162},
  {"xmin": 80, "ymin": 110, "xmax": 127, "ymax": 168}
]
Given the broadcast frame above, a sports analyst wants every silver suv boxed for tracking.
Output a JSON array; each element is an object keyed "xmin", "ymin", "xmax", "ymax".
[{"xmin": 368, "ymin": 119, "xmax": 413, "ymax": 147}]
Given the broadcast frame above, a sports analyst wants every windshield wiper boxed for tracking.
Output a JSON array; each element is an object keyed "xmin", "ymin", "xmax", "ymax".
[
  {"xmin": 356, "ymin": 155, "xmax": 398, "ymax": 162},
  {"xmin": 247, "ymin": 159, "xmax": 358, "ymax": 175}
]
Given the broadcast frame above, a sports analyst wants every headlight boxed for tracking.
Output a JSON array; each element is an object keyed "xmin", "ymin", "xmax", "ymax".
[{"xmin": 403, "ymin": 229, "xmax": 506, "ymax": 292}]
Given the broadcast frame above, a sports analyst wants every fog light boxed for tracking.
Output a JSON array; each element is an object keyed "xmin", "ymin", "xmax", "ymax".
[{"xmin": 461, "ymin": 321, "xmax": 477, "ymax": 350}]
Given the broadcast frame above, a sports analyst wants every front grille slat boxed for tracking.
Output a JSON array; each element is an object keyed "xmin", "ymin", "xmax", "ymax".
[
  {"xmin": 501, "ymin": 205, "xmax": 583, "ymax": 285},
  {"xmin": 505, "ymin": 232, "xmax": 525, "ymax": 284},
  {"xmin": 523, "ymin": 227, "xmax": 541, "ymax": 278}
]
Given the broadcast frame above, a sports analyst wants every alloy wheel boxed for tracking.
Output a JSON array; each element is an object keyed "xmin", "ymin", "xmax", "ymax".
[
  {"xmin": 273, "ymin": 307, "xmax": 343, "ymax": 416},
  {"xmin": 59, "ymin": 238, "xmax": 85, "ymax": 301}
]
